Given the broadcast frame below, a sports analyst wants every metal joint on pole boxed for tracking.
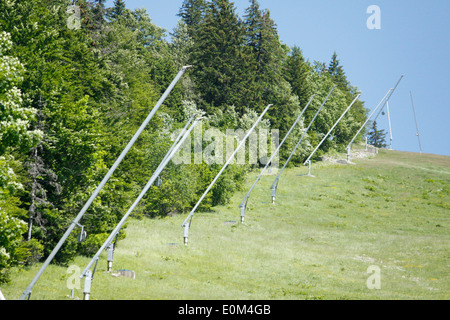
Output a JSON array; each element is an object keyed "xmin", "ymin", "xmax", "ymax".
[
  {"xmin": 271, "ymin": 183, "xmax": 277, "ymax": 205},
  {"xmin": 83, "ymin": 270, "xmax": 92, "ymax": 301},
  {"xmin": 239, "ymin": 196, "xmax": 249, "ymax": 223},
  {"xmin": 306, "ymin": 160, "xmax": 312, "ymax": 176},
  {"xmin": 183, "ymin": 222, "xmax": 190, "ymax": 246},
  {"xmin": 107, "ymin": 243, "xmax": 114, "ymax": 272},
  {"xmin": 240, "ymin": 205, "xmax": 246, "ymax": 223}
]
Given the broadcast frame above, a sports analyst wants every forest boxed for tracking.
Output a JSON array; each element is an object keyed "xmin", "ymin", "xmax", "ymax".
[{"xmin": 0, "ymin": 0, "xmax": 367, "ymax": 283}]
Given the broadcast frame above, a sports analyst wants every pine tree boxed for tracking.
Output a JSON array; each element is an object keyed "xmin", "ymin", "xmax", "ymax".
[
  {"xmin": 242, "ymin": 0, "xmax": 300, "ymax": 133},
  {"xmin": 328, "ymin": 51, "xmax": 348, "ymax": 90},
  {"xmin": 110, "ymin": 0, "xmax": 126, "ymax": 20},
  {"xmin": 244, "ymin": 0, "xmax": 262, "ymax": 51},
  {"xmin": 327, "ymin": 52, "xmax": 367, "ymax": 147},
  {"xmin": 178, "ymin": 0, "xmax": 207, "ymax": 36},
  {"xmin": 244, "ymin": 2, "xmax": 285, "ymax": 87},
  {"xmin": 367, "ymin": 121, "xmax": 387, "ymax": 148},
  {"xmin": 259, "ymin": 9, "xmax": 285, "ymax": 80},
  {"xmin": 190, "ymin": 0, "xmax": 250, "ymax": 112},
  {"xmin": 284, "ymin": 46, "xmax": 311, "ymax": 109}
]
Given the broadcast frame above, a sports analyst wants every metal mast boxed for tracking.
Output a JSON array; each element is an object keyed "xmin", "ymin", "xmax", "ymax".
[
  {"xmin": 410, "ymin": 91, "xmax": 423, "ymax": 153},
  {"xmin": 386, "ymin": 101, "xmax": 393, "ymax": 150}
]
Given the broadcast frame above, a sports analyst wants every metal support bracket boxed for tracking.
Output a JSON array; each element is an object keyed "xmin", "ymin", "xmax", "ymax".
[
  {"xmin": 83, "ymin": 270, "xmax": 92, "ymax": 301},
  {"xmin": 183, "ymin": 222, "xmax": 190, "ymax": 246},
  {"xmin": 107, "ymin": 243, "xmax": 114, "ymax": 272},
  {"xmin": 239, "ymin": 197, "xmax": 249, "ymax": 223},
  {"xmin": 74, "ymin": 222, "xmax": 87, "ymax": 243},
  {"xmin": 271, "ymin": 180, "xmax": 278, "ymax": 205},
  {"xmin": 306, "ymin": 160, "xmax": 312, "ymax": 176}
]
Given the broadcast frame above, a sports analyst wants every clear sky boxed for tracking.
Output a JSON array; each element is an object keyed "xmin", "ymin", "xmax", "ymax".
[{"xmin": 105, "ymin": 0, "xmax": 450, "ymax": 156}]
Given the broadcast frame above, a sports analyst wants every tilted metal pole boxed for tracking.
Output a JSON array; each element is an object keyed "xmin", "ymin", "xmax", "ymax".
[
  {"xmin": 103, "ymin": 115, "xmax": 198, "ymax": 274},
  {"xmin": 80, "ymin": 117, "xmax": 201, "ymax": 286},
  {"xmin": 410, "ymin": 91, "xmax": 422, "ymax": 153},
  {"xmin": 270, "ymin": 86, "xmax": 336, "ymax": 204},
  {"xmin": 373, "ymin": 75, "xmax": 404, "ymax": 123},
  {"xmin": 161, "ymin": 115, "xmax": 197, "ymax": 165},
  {"xmin": 154, "ymin": 115, "xmax": 197, "ymax": 185},
  {"xmin": 346, "ymin": 88, "xmax": 392, "ymax": 159},
  {"xmin": 19, "ymin": 66, "xmax": 191, "ymax": 300},
  {"xmin": 346, "ymin": 75, "xmax": 403, "ymax": 161},
  {"xmin": 181, "ymin": 104, "xmax": 273, "ymax": 245},
  {"xmin": 304, "ymin": 94, "xmax": 361, "ymax": 166},
  {"xmin": 239, "ymin": 95, "xmax": 316, "ymax": 222}
]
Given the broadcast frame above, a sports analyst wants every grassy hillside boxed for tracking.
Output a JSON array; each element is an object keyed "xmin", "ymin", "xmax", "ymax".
[{"xmin": 2, "ymin": 147, "xmax": 449, "ymax": 300}]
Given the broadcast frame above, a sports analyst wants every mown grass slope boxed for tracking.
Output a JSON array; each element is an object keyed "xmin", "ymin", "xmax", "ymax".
[{"xmin": 3, "ymin": 148, "xmax": 449, "ymax": 300}]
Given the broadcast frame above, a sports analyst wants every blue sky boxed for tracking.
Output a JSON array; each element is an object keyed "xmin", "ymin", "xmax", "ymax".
[{"xmin": 106, "ymin": 0, "xmax": 450, "ymax": 156}]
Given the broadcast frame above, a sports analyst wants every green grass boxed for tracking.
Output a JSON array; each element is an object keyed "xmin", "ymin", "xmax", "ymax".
[{"xmin": 2, "ymin": 148, "xmax": 449, "ymax": 300}]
